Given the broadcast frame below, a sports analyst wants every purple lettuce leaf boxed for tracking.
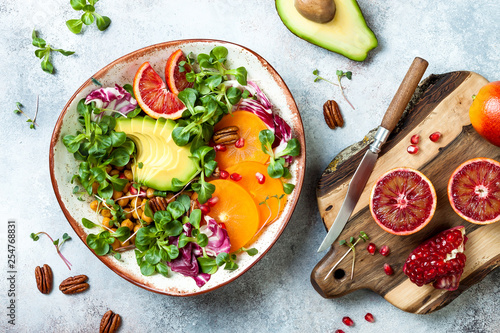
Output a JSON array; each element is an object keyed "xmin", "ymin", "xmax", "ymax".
[
  {"xmin": 85, "ymin": 84, "xmax": 138, "ymax": 120},
  {"xmin": 199, "ymin": 216, "xmax": 231, "ymax": 257}
]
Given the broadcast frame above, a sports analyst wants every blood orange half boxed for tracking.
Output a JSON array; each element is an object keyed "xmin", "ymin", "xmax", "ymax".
[
  {"xmin": 370, "ymin": 167, "xmax": 437, "ymax": 235},
  {"xmin": 133, "ymin": 62, "xmax": 186, "ymax": 119},
  {"xmin": 448, "ymin": 157, "xmax": 500, "ymax": 224},
  {"xmin": 165, "ymin": 49, "xmax": 194, "ymax": 95}
]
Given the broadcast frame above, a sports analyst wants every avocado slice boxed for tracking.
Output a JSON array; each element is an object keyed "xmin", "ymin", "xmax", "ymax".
[
  {"xmin": 115, "ymin": 116, "xmax": 199, "ymax": 191},
  {"xmin": 275, "ymin": 0, "xmax": 377, "ymax": 61}
]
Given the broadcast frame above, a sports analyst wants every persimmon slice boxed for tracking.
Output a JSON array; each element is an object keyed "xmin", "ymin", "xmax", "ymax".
[
  {"xmin": 208, "ymin": 179, "xmax": 259, "ymax": 252},
  {"xmin": 227, "ymin": 161, "xmax": 287, "ymax": 228},
  {"xmin": 214, "ymin": 111, "xmax": 269, "ymax": 170}
]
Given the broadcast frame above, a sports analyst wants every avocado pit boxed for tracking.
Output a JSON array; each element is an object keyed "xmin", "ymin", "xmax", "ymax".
[{"xmin": 294, "ymin": 0, "xmax": 336, "ymax": 23}]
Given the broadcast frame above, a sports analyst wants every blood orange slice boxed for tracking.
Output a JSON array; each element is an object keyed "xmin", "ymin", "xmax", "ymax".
[
  {"xmin": 370, "ymin": 167, "xmax": 437, "ymax": 235},
  {"xmin": 448, "ymin": 157, "xmax": 500, "ymax": 224},
  {"xmin": 165, "ymin": 49, "xmax": 194, "ymax": 95},
  {"xmin": 133, "ymin": 62, "xmax": 186, "ymax": 119}
]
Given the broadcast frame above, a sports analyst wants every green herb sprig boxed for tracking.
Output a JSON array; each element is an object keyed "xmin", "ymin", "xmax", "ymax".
[
  {"xmin": 339, "ymin": 231, "xmax": 369, "ymax": 279},
  {"xmin": 62, "ymin": 99, "xmax": 135, "ymax": 199},
  {"xmin": 32, "ymin": 30, "xmax": 74, "ymax": 74},
  {"xmin": 14, "ymin": 99, "xmax": 39, "ymax": 129},
  {"xmin": 173, "ymin": 46, "xmax": 248, "ymax": 151},
  {"xmin": 313, "ymin": 69, "xmax": 354, "ymax": 110},
  {"xmin": 66, "ymin": 0, "xmax": 111, "ymax": 34},
  {"xmin": 189, "ymin": 146, "xmax": 217, "ymax": 204},
  {"xmin": 30, "ymin": 232, "xmax": 72, "ymax": 269},
  {"xmin": 258, "ymin": 129, "xmax": 300, "ymax": 194}
]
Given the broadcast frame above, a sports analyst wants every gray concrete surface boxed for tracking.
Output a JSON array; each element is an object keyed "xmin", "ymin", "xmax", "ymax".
[{"xmin": 1, "ymin": 0, "xmax": 499, "ymax": 332}]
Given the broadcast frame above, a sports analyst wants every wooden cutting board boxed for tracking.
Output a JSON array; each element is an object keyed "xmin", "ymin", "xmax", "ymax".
[{"xmin": 311, "ymin": 71, "xmax": 500, "ymax": 314}]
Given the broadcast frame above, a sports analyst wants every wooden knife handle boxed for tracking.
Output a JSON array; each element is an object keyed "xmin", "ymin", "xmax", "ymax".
[{"xmin": 380, "ymin": 57, "xmax": 428, "ymax": 132}]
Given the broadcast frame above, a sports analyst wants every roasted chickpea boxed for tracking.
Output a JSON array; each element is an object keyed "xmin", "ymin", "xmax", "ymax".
[
  {"xmin": 91, "ymin": 182, "xmax": 99, "ymax": 194},
  {"xmin": 118, "ymin": 197, "xmax": 129, "ymax": 207},
  {"xmin": 113, "ymin": 191, "xmax": 123, "ymax": 200},
  {"xmin": 111, "ymin": 238, "xmax": 121, "ymax": 251},
  {"xmin": 124, "ymin": 170, "xmax": 133, "ymax": 181},
  {"xmin": 102, "ymin": 217, "xmax": 113, "ymax": 228},
  {"xmin": 120, "ymin": 239, "xmax": 130, "ymax": 247},
  {"xmin": 110, "ymin": 169, "xmax": 120, "ymax": 176},
  {"xmin": 125, "ymin": 161, "xmax": 133, "ymax": 170},
  {"xmin": 141, "ymin": 212, "xmax": 153, "ymax": 224},
  {"xmin": 133, "ymin": 224, "xmax": 142, "ymax": 233},
  {"xmin": 90, "ymin": 200, "xmax": 99, "ymax": 212},
  {"xmin": 125, "ymin": 212, "xmax": 133, "ymax": 220},
  {"xmin": 121, "ymin": 219, "xmax": 134, "ymax": 231},
  {"xmin": 123, "ymin": 183, "xmax": 131, "ymax": 193},
  {"xmin": 105, "ymin": 165, "xmax": 112, "ymax": 174},
  {"xmin": 131, "ymin": 197, "xmax": 140, "ymax": 209},
  {"xmin": 140, "ymin": 185, "xmax": 148, "ymax": 191},
  {"xmin": 101, "ymin": 209, "xmax": 112, "ymax": 218},
  {"xmin": 132, "ymin": 208, "xmax": 143, "ymax": 220},
  {"xmin": 116, "ymin": 166, "xmax": 125, "ymax": 171},
  {"xmin": 146, "ymin": 188, "xmax": 155, "ymax": 198}
]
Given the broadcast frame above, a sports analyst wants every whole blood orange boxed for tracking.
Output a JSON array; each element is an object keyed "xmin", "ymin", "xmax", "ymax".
[
  {"xmin": 448, "ymin": 157, "xmax": 500, "ymax": 224},
  {"xmin": 214, "ymin": 111, "xmax": 270, "ymax": 170},
  {"xmin": 165, "ymin": 49, "xmax": 194, "ymax": 95},
  {"xmin": 370, "ymin": 168, "xmax": 437, "ymax": 235},
  {"xmin": 133, "ymin": 62, "xmax": 186, "ymax": 119},
  {"xmin": 226, "ymin": 161, "xmax": 287, "ymax": 228},
  {"xmin": 208, "ymin": 179, "xmax": 259, "ymax": 252},
  {"xmin": 469, "ymin": 81, "xmax": 500, "ymax": 147}
]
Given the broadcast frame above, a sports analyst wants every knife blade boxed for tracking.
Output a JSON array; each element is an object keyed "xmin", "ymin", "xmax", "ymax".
[
  {"xmin": 317, "ymin": 149, "xmax": 378, "ymax": 252},
  {"xmin": 317, "ymin": 57, "xmax": 429, "ymax": 252}
]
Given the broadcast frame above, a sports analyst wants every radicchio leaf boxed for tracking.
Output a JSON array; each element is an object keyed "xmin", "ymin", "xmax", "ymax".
[
  {"xmin": 199, "ymin": 216, "xmax": 231, "ymax": 256},
  {"xmin": 168, "ymin": 235, "xmax": 209, "ymax": 287},
  {"xmin": 85, "ymin": 84, "xmax": 138, "ymax": 120}
]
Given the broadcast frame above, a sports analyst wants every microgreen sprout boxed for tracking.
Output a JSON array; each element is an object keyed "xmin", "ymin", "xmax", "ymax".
[
  {"xmin": 30, "ymin": 232, "xmax": 72, "ymax": 270},
  {"xmin": 32, "ymin": 30, "xmax": 74, "ymax": 74},
  {"xmin": 13, "ymin": 99, "xmax": 39, "ymax": 129},
  {"xmin": 259, "ymin": 194, "xmax": 285, "ymax": 226},
  {"xmin": 258, "ymin": 129, "xmax": 300, "ymax": 193},
  {"xmin": 66, "ymin": 0, "xmax": 111, "ymax": 34},
  {"xmin": 313, "ymin": 69, "xmax": 355, "ymax": 110},
  {"xmin": 339, "ymin": 231, "xmax": 369, "ymax": 279}
]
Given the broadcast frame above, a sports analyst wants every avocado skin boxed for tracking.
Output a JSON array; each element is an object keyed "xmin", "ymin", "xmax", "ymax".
[
  {"xmin": 276, "ymin": 0, "xmax": 378, "ymax": 61},
  {"xmin": 115, "ymin": 117, "xmax": 199, "ymax": 191}
]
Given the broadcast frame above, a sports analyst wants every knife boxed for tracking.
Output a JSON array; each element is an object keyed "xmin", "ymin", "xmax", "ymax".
[{"xmin": 317, "ymin": 57, "xmax": 429, "ymax": 252}]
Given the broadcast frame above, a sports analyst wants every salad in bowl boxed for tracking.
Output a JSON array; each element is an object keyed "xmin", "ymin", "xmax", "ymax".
[{"xmin": 50, "ymin": 40, "xmax": 305, "ymax": 295}]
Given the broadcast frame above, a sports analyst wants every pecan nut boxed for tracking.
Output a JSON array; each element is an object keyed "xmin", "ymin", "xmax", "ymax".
[
  {"xmin": 59, "ymin": 274, "xmax": 89, "ymax": 294},
  {"xmin": 149, "ymin": 196, "xmax": 168, "ymax": 214},
  {"xmin": 213, "ymin": 126, "xmax": 239, "ymax": 144},
  {"xmin": 323, "ymin": 100, "xmax": 344, "ymax": 129},
  {"xmin": 35, "ymin": 264, "xmax": 53, "ymax": 294},
  {"xmin": 100, "ymin": 310, "xmax": 121, "ymax": 333}
]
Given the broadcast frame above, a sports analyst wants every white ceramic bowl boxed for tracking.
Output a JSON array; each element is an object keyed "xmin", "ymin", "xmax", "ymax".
[{"xmin": 50, "ymin": 39, "xmax": 306, "ymax": 296}]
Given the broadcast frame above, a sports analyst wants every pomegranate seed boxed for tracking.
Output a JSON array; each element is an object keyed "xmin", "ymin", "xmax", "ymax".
[
  {"xmin": 129, "ymin": 185, "xmax": 146, "ymax": 197},
  {"xmin": 207, "ymin": 196, "xmax": 219, "ymax": 207},
  {"xmin": 255, "ymin": 172, "xmax": 266, "ymax": 184},
  {"xmin": 429, "ymin": 131, "xmax": 442, "ymax": 142},
  {"xmin": 119, "ymin": 173, "xmax": 126, "ymax": 179},
  {"xmin": 219, "ymin": 223, "xmax": 227, "ymax": 230},
  {"xmin": 342, "ymin": 317, "xmax": 354, "ymax": 327},
  {"xmin": 384, "ymin": 263, "xmax": 394, "ymax": 275},
  {"xmin": 230, "ymin": 173, "xmax": 242, "ymax": 181},
  {"xmin": 410, "ymin": 134, "xmax": 420, "ymax": 145},
  {"xmin": 367, "ymin": 243, "xmax": 376, "ymax": 255},
  {"xmin": 365, "ymin": 313, "xmax": 375, "ymax": 323},
  {"xmin": 214, "ymin": 144, "xmax": 227, "ymax": 152},
  {"xmin": 407, "ymin": 145, "xmax": 419, "ymax": 154},
  {"xmin": 379, "ymin": 245, "xmax": 390, "ymax": 256},
  {"xmin": 335, "ymin": 330, "xmax": 345, "ymax": 333},
  {"xmin": 219, "ymin": 170, "xmax": 229, "ymax": 179},
  {"xmin": 235, "ymin": 138, "xmax": 245, "ymax": 148},
  {"xmin": 199, "ymin": 204, "xmax": 210, "ymax": 215}
]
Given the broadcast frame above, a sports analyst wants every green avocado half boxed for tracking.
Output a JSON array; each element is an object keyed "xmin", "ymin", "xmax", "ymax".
[
  {"xmin": 115, "ymin": 116, "xmax": 199, "ymax": 191},
  {"xmin": 275, "ymin": 0, "xmax": 377, "ymax": 61}
]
